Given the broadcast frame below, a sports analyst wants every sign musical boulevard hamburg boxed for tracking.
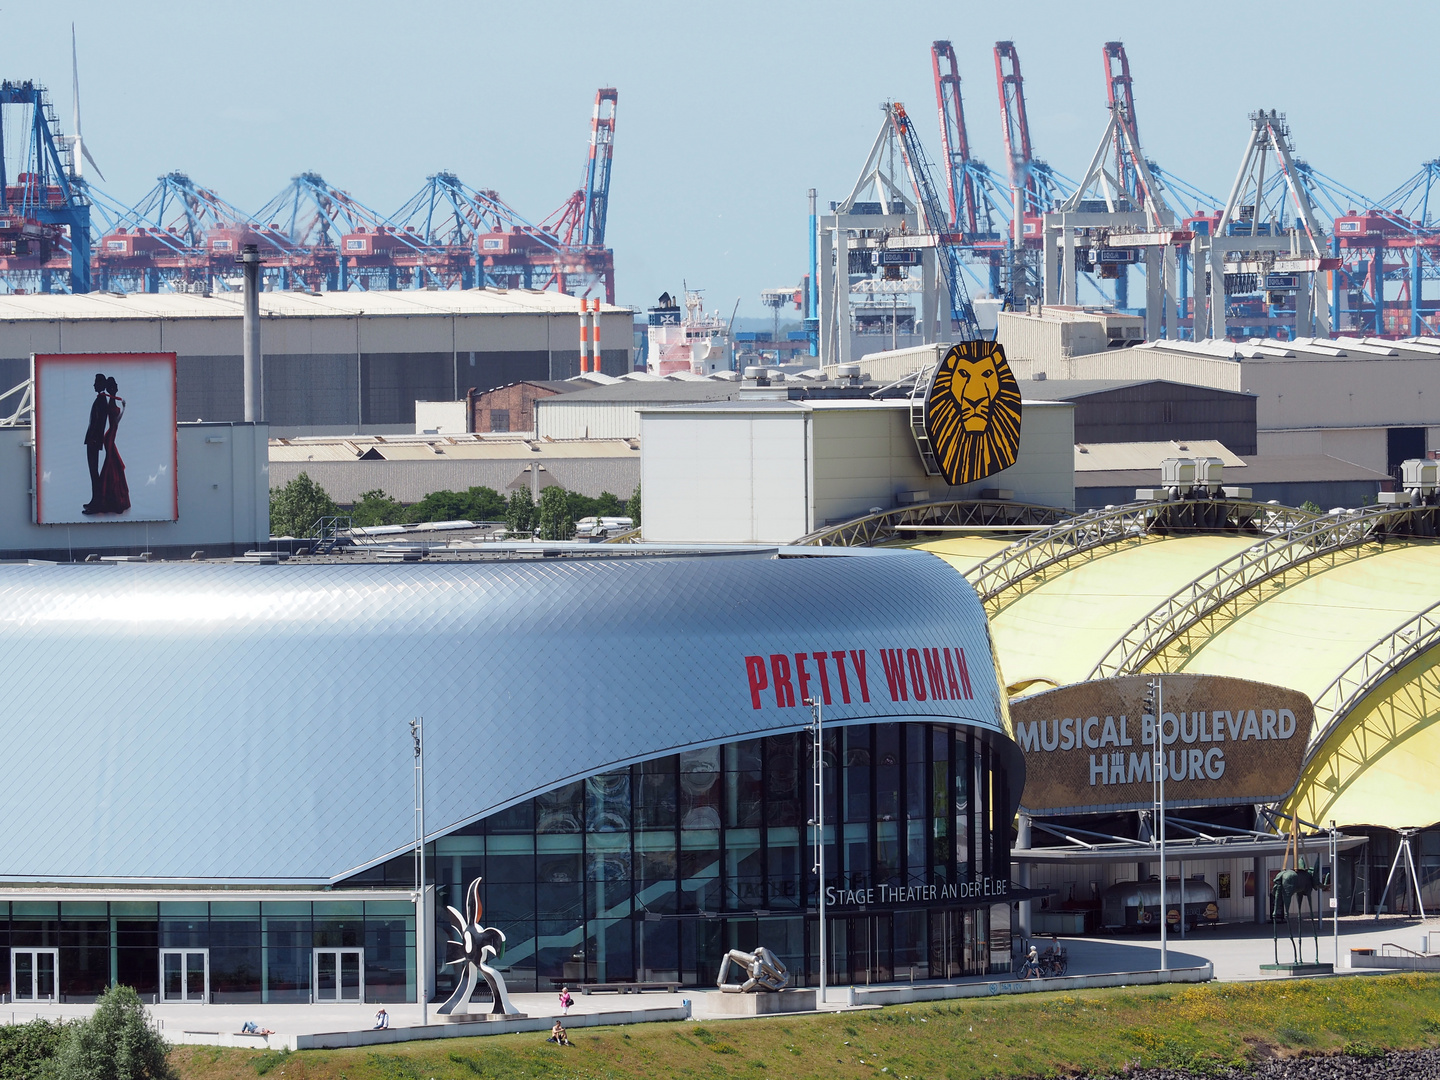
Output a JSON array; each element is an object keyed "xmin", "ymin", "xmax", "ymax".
[
  {"xmin": 923, "ymin": 340, "xmax": 1022, "ymax": 486},
  {"xmin": 1009, "ymin": 674, "xmax": 1314, "ymax": 815}
]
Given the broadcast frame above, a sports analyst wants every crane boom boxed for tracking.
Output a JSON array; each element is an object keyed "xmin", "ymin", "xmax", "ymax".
[
  {"xmin": 993, "ymin": 41, "xmax": 1034, "ymax": 205},
  {"xmin": 884, "ymin": 101, "xmax": 978, "ymax": 338},
  {"xmin": 931, "ymin": 41, "xmax": 976, "ymax": 236},
  {"xmin": 582, "ymin": 88, "xmax": 617, "ymax": 247},
  {"xmin": 1103, "ymin": 42, "xmax": 1144, "ymax": 205}
]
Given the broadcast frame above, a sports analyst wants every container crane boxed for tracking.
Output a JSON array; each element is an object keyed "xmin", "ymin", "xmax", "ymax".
[
  {"xmin": 931, "ymin": 41, "xmax": 1010, "ymax": 296},
  {"xmin": 0, "ymin": 81, "xmax": 91, "ymax": 293},
  {"xmin": 536, "ymin": 88, "xmax": 619, "ymax": 301},
  {"xmin": 393, "ymin": 171, "xmax": 603, "ymax": 295},
  {"xmin": 993, "ymin": 42, "xmax": 1073, "ymax": 304}
]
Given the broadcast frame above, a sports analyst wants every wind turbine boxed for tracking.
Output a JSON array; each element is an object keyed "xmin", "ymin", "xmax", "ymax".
[{"xmin": 63, "ymin": 24, "xmax": 104, "ymax": 182}]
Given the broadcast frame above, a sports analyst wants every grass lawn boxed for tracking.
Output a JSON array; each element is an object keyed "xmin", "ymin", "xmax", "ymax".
[{"xmin": 169, "ymin": 973, "xmax": 1440, "ymax": 1080}]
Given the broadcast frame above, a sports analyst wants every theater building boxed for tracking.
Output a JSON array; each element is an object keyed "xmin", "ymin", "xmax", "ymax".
[{"xmin": 0, "ymin": 548, "xmax": 1024, "ymax": 1004}]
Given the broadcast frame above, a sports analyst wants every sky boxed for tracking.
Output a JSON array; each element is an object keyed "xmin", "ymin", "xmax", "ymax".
[{"xmin": 8, "ymin": 1, "xmax": 1440, "ymax": 318}]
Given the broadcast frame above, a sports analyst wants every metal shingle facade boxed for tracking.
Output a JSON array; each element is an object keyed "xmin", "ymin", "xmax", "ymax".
[{"xmin": 0, "ymin": 550, "xmax": 1004, "ymax": 884}]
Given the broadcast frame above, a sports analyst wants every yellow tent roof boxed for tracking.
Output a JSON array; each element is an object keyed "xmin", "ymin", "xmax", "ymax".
[{"xmin": 915, "ymin": 531, "xmax": 1440, "ymax": 831}]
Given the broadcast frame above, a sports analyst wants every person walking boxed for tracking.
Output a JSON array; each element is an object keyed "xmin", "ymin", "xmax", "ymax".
[{"xmin": 558, "ymin": 986, "xmax": 573, "ymax": 1016}]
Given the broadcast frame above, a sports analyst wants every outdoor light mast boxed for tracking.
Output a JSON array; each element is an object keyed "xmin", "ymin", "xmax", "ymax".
[
  {"xmin": 806, "ymin": 695, "xmax": 826, "ymax": 1005},
  {"xmin": 411, "ymin": 716, "xmax": 428, "ymax": 1025},
  {"xmin": 1147, "ymin": 677, "xmax": 1168, "ymax": 972}
]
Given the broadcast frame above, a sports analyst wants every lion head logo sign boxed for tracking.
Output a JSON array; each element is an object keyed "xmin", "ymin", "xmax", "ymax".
[{"xmin": 923, "ymin": 340, "xmax": 1022, "ymax": 486}]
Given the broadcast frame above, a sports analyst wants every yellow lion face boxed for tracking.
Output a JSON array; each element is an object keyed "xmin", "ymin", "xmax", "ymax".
[{"xmin": 923, "ymin": 341, "xmax": 1022, "ymax": 486}]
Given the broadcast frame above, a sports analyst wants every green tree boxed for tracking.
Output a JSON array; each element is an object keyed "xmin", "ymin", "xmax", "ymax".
[
  {"xmin": 565, "ymin": 491, "xmax": 626, "ymax": 523},
  {"xmin": 1300, "ymin": 500, "xmax": 1323, "ymax": 514},
  {"xmin": 349, "ymin": 489, "xmax": 404, "ymax": 527},
  {"xmin": 463, "ymin": 485, "xmax": 509, "ymax": 522},
  {"xmin": 403, "ymin": 489, "xmax": 472, "ymax": 524},
  {"xmin": 537, "ymin": 485, "xmax": 575, "ymax": 541},
  {"xmin": 0, "ymin": 1019, "xmax": 64, "ymax": 1080},
  {"xmin": 505, "ymin": 488, "xmax": 535, "ymax": 535},
  {"xmin": 269, "ymin": 472, "xmax": 339, "ymax": 538},
  {"xmin": 626, "ymin": 484, "xmax": 642, "ymax": 526},
  {"xmin": 43, "ymin": 984, "xmax": 177, "ymax": 1080}
]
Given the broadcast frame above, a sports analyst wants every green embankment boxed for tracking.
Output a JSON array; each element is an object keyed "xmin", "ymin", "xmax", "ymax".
[{"xmin": 171, "ymin": 974, "xmax": 1440, "ymax": 1080}]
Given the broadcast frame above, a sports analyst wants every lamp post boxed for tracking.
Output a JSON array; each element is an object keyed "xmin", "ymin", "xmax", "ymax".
[
  {"xmin": 411, "ymin": 717, "xmax": 428, "ymax": 1025},
  {"xmin": 1147, "ymin": 678, "xmax": 1168, "ymax": 972},
  {"xmin": 806, "ymin": 696, "xmax": 826, "ymax": 1006},
  {"xmin": 1330, "ymin": 819, "xmax": 1339, "ymax": 967}
]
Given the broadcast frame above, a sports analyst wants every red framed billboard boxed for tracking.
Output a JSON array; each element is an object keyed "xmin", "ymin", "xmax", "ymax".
[{"xmin": 32, "ymin": 352, "xmax": 178, "ymax": 524}]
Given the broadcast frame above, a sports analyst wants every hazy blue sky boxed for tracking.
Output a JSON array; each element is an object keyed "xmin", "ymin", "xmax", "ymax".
[{"xmin": 9, "ymin": 1, "xmax": 1439, "ymax": 316}]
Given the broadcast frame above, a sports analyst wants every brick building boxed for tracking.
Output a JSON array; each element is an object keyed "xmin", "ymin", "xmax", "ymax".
[{"xmin": 466, "ymin": 380, "xmax": 582, "ymax": 433}]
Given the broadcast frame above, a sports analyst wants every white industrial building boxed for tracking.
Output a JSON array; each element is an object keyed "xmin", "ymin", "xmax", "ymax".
[
  {"xmin": 639, "ymin": 397, "xmax": 1074, "ymax": 544},
  {"xmin": 269, "ymin": 433, "xmax": 639, "ymax": 503},
  {"xmin": 1003, "ymin": 335, "xmax": 1440, "ymax": 476},
  {"xmin": 0, "ymin": 291, "xmax": 633, "ymax": 438},
  {"xmin": 0, "ymin": 422, "xmax": 268, "ymax": 560}
]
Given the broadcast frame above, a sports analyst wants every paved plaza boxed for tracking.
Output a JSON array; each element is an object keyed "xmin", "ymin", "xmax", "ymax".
[{"xmin": 6, "ymin": 915, "xmax": 1433, "ymax": 1048}]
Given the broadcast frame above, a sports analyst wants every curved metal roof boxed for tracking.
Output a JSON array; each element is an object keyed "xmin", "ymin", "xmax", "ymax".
[{"xmin": 0, "ymin": 550, "xmax": 1005, "ymax": 884}]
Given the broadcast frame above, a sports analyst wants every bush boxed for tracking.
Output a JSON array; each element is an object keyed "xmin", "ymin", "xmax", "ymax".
[
  {"xmin": 537, "ymin": 485, "xmax": 575, "ymax": 541},
  {"xmin": 269, "ymin": 471, "xmax": 339, "ymax": 538},
  {"xmin": 0, "ymin": 1019, "xmax": 65, "ymax": 1080},
  {"xmin": 43, "ymin": 984, "xmax": 176, "ymax": 1080}
]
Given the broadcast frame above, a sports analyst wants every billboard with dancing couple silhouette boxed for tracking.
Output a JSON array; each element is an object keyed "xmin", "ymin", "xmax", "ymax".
[{"xmin": 32, "ymin": 352, "xmax": 178, "ymax": 524}]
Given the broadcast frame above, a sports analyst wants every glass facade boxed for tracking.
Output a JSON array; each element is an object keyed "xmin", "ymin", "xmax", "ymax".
[
  {"xmin": 349, "ymin": 720, "xmax": 1018, "ymax": 993},
  {"xmin": 0, "ymin": 901, "xmax": 414, "ymax": 1004}
]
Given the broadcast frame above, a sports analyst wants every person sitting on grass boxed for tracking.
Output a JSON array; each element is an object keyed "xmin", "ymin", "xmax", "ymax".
[{"xmin": 547, "ymin": 1020, "xmax": 572, "ymax": 1045}]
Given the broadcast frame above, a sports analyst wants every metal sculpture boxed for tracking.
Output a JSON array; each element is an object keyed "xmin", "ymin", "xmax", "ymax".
[
  {"xmin": 716, "ymin": 946, "xmax": 790, "ymax": 993},
  {"xmin": 438, "ymin": 878, "xmax": 520, "ymax": 1016},
  {"xmin": 1271, "ymin": 819, "xmax": 1325, "ymax": 966}
]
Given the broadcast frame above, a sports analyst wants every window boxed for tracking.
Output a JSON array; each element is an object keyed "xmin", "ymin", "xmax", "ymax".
[{"xmin": 489, "ymin": 409, "xmax": 510, "ymax": 433}]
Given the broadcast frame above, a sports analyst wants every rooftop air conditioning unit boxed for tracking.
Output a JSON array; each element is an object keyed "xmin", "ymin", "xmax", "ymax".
[{"xmin": 1402, "ymin": 458, "xmax": 1439, "ymax": 495}]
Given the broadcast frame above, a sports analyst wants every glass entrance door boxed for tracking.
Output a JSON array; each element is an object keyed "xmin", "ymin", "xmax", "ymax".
[
  {"xmin": 313, "ymin": 949, "xmax": 364, "ymax": 1002},
  {"xmin": 160, "ymin": 950, "xmax": 209, "ymax": 1003},
  {"xmin": 844, "ymin": 915, "xmax": 892, "ymax": 985},
  {"xmin": 12, "ymin": 949, "xmax": 59, "ymax": 1002}
]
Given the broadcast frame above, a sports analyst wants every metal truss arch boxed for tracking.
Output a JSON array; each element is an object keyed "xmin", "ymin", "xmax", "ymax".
[
  {"xmin": 792, "ymin": 500, "xmax": 1070, "ymax": 549},
  {"xmin": 1305, "ymin": 600, "xmax": 1440, "ymax": 764},
  {"xmin": 1087, "ymin": 506, "xmax": 1424, "ymax": 681},
  {"xmin": 1285, "ymin": 648, "xmax": 1440, "ymax": 830},
  {"xmin": 965, "ymin": 499, "xmax": 1315, "ymax": 612}
]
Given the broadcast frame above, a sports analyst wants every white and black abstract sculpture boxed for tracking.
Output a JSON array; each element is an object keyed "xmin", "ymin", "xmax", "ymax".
[
  {"xmin": 438, "ymin": 877, "xmax": 520, "ymax": 1016},
  {"xmin": 716, "ymin": 946, "xmax": 790, "ymax": 993}
]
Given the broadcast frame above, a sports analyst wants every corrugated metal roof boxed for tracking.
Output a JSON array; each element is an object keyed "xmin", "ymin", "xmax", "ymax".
[
  {"xmin": 1073, "ymin": 440, "xmax": 1247, "ymax": 472},
  {"xmin": 0, "ymin": 552, "xmax": 1003, "ymax": 883},
  {"xmin": 269, "ymin": 435, "xmax": 638, "ymax": 463},
  {"xmin": 0, "ymin": 290, "xmax": 631, "ymax": 321},
  {"xmin": 1073, "ymin": 454, "xmax": 1391, "ymax": 487}
]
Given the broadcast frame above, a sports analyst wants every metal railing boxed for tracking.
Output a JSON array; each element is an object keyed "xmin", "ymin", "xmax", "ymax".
[
  {"xmin": 308, "ymin": 515, "xmax": 355, "ymax": 554},
  {"xmin": 1297, "ymin": 599, "xmax": 1440, "ymax": 781},
  {"xmin": 1087, "ymin": 505, "xmax": 1420, "ymax": 680},
  {"xmin": 0, "ymin": 379, "xmax": 32, "ymax": 427},
  {"xmin": 793, "ymin": 500, "xmax": 1071, "ymax": 548},
  {"xmin": 965, "ymin": 498, "xmax": 1315, "ymax": 608}
]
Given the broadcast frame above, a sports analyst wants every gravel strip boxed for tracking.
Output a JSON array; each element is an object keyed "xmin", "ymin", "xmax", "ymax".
[{"xmin": 1076, "ymin": 1047, "xmax": 1440, "ymax": 1079}]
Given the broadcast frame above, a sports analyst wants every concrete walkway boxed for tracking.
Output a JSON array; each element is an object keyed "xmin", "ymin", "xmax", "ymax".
[{"xmin": 8, "ymin": 915, "xmax": 1433, "ymax": 1049}]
